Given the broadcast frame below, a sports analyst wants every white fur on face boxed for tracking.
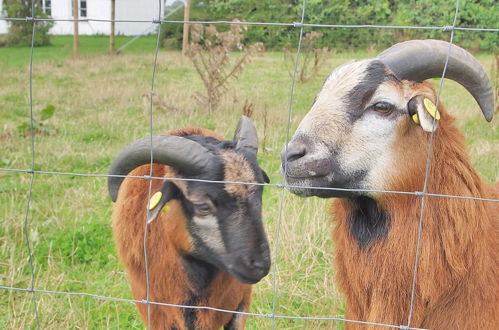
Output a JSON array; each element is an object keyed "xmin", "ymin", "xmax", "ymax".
[
  {"xmin": 296, "ymin": 60, "xmax": 371, "ymax": 140},
  {"xmin": 192, "ymin": 215, "xmax": 227, "ymax": 255},
  {"xmin": 289, "ymin": 61, "xmax": 407, "ymax": 192},
  {"xmin": 338, "ymin": 82, "xmax": 405, "ymax": 185},
  {"xmin": 338, "ymin": 110, "xmax": 398, "ymax": 190},
  {"xmin": 368, "ymin": 82, "xmax": 406, "ymax": 110}
]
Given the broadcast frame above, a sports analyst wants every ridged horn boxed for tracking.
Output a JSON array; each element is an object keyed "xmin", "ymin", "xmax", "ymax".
[
  {"xmin": 378, "ymin": 39, "xmax": 494, "ymax": 122},
  {"xmin": 234, "ymin": 115, "xmax": 259, "ymax": 153},
  {"xmin": 108, "ymin": 135, "xmax": 215, "ymax": 202}
]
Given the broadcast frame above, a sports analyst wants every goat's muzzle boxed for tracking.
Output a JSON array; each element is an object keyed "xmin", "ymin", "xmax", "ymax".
[
  {"xmin": 228, "ymin": 244, "xmax": 271, "ymax": 284},
  {"xmin": 281, "ymin": 136, "xmax": 365, "ymax": 198}
]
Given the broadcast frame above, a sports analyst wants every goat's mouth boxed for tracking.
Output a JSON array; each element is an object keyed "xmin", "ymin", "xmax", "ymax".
[
  {"xmin": 280, "ymin": 158, "xmax": 332, "ymax": 179},
  {"xmin": 285, "ymin": 175, "xmax": 336, "ymax": 197},
  {"xmin": 283, "ymin": 168, "xmax": 367, "ymax": 198},
  {"xmin": 226, "ymin": 259, "xmax": 270, "ymax": 284},
  {"xmin": 228, "ymin": 268, "xmax": 265, "ymax": 284}
]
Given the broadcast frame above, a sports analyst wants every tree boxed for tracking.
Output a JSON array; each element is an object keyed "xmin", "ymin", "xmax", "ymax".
[{"xmin": 1, "ymin": 0, "xmax": 53, "ymax": 47}]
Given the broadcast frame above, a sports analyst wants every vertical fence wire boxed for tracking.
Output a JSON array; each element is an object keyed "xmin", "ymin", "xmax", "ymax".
[
  {"xmin": 0, "ymin": 1, "xmax": 497, "ymax": 329},
  {"xmin": 143, "ymin": 1, "xmax": 165, "ymax": 327},
  {"xmin": 21, "ymin": 1, "xmax": 41, "ymax": 328},
  {"xmin": 406, "ymin": 1, "xmax": 461, "ymax": 328},
  {"xmin": 270, "ymin": 1, "xmax": 307, "ymax": 328}
]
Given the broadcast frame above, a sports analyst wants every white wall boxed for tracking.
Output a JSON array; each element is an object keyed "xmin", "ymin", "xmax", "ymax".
[
  {"xmin": 0, "ymin": 0, "xmax": 166, "ymax": 36},
  {"xmin": 51, "ymin": 0, "xmax": 164, "ymax": 36},
  {"xmin": 0, "ymin": 0, "xmax": 8, "ymax": 35},
  {"xmin": 50, "ymin": 0, "xmax": 111, "ymax": 35},
  {"xmin": 116, "ymin": 0, "xmax": 163, "ymax": 36}
]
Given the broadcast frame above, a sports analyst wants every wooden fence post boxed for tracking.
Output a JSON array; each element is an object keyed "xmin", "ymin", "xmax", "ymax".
[
  {"xmin": 72, "ymin": 0, "xmax": 79, "ymax": 59},
  {"xmin": 110, "ymin": 0, "xmax": 116, "ymax": 54},
  {"xmin": 182, "ymin": 0, "xmax": 191, "ymax": 56}
]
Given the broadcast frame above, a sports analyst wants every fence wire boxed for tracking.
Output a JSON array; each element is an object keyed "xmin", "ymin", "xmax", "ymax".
[
  {"xmin": 271, "ymin": 1, "xmax": 307, "ymax": 328},
  {"xmin": 406, "ymin": 2, "xmax": 460, "ymax": 327},
  {"xmin": 141, "ymin": 1, "xmax": 165, "ymax": 325},
  {"xmin": 21, "ymin": 0, "xmax": 41, "ymax": 328},
  {"xmin": 0, "ymin": 0, "xmax": 498, "ymax": 329},
  {"xmin": 2, "ymin": 16, "xmax": 499, "ymax": 32}
]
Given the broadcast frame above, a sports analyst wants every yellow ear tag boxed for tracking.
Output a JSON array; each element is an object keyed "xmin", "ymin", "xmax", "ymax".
[
  {"xmin": 423, "ymin": 98, "xmax": 440, "ymax": 120},
  {"xmin": 162, "ymin": 205, "xmax": 170, "ymax": 213},
  {"xmin": 148, "ymin": 191, "xmax": 162, "ymax": 210},
  {"xmin": 412, "ymin": 113, "xmax": 420, "ymax": 124}
]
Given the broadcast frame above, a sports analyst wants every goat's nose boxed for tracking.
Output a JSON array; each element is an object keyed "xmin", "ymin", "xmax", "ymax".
[
  {"xmin": 281, "ymin": 141, "xmax": 307, "ymax": 164},
  {"xmin": 240, "ymin": 254, "xmax": 269, "ymax": 274}
]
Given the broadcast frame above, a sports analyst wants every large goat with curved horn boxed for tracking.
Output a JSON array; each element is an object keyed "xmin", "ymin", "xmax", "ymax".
[
  {"xmin": 282, "ymin": 40, "xmax": 498, "ymax": 328},
  {"xmin": 110, "ymin": 116, "xmax": 271, "ymax": 329}
]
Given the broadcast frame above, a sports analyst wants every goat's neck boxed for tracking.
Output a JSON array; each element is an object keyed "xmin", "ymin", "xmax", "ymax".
[
  {"xmin": 179, "ymin": 255, "xmax": 218, "ymax": 327},
  {"xmin": 345, "ymin": 196, "xmax": 390, "ymax": 249},
  {"xmin": 341, "ymin": 118, "xmax": 488, "ymax": 250},
  {"xmin": 182, "ymin": 255, "xmax": 218, "ymax": 297},
  {"xmin": 379, "ymin": 119, "xmax": 491, "ymax": 258},
  {"xmin": 426, "ymin": 123, "xmax": 486, "ymax": 198}
]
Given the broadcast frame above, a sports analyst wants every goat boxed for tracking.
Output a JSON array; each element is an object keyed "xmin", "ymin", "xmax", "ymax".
[
  {"xmin": 108, "ymin": 116, "xmax": 271, "ymax": 329},
  {"xmin": 281, "ymin": 40, "xmax": 498, "ymax": 329}
]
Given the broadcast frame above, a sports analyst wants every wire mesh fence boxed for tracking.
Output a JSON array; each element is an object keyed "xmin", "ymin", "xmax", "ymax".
[{"xmin": 0, "ymin": 0, "xmax": 497, "ymax": 329}]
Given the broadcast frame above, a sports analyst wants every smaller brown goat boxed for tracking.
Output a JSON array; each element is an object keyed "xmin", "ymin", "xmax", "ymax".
[{"xmin": 108, "ymin": 116, "xmax": 271, "ymax": 329}]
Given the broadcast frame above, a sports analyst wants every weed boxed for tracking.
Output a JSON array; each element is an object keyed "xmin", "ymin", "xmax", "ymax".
[
  {"xmin": 284, "ymin": 32, "xmax": 335, "ymax": 83},
  {"xmin": 17, "ymin": 104, "xmax": 56, "ymax": 136},
  {"xmin": 187, "ymin": 20, "xmax": 263, "ymax": 112}
]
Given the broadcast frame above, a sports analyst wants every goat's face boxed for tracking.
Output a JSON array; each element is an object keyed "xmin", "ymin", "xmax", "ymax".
[
  {"xmin": 282, "ymin": 59, "xmax": 437, "ymax": 198},
  {"xmin": 281, "ymin": 40, "xmax": 494, "ymax": 198},
  {"xmin": 170, "ymin": 147, "xmax": 271, "ymax": 284},
  {"xmin": 108, "ymin": 117, "xmax": 271, "ymax": 284}
]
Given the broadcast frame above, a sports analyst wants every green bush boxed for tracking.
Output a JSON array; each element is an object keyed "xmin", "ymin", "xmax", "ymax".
[
  {"xmin": 2, "ymin": 0, "xmax": 54, "ymax": 47},
  {"xmin": 162, "ymin": 0, "xmax": 498, "ymax": 52}
]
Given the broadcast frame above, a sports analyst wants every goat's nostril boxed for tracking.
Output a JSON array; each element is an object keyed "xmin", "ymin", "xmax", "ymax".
[
  {"xmin": 241, "ymin": 255, "xmax": 266, "ymax": 271},
  {"xmin": 282, "ymin": 144, "xmax": 307, "ymax": 164},
  {"xmin": 241, "ymin": 255, "xmax": 255, "ymax": 267}
]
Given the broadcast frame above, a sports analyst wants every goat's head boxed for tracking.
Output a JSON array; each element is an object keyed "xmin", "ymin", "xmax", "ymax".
[
  {"xmin": 108, "ymin": 116, "xmax": 271, "ymax": 284},
  {"xmin": 281, "ymin": 39, "xmax": 494, "ymax": 198}
]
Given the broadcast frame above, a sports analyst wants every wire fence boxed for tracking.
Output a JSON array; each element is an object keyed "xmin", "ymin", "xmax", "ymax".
[{"xmin": 0, "ymin": 0, "xmax": 497, "ymax": 329}]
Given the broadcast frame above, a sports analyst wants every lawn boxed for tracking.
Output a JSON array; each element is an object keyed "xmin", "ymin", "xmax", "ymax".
[{"xmin": 0, "ymin": 35, "xmax": 497, "ymax": 329}]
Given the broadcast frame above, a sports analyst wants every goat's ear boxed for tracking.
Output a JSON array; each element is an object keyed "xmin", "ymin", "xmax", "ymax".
[
  {"xmin": 261, "ymin": 169, "xmax": 270, "ymax": 184},
  {"xmin": 407, "ymin": 95, "xmax": 440, "ymax": 133},
  {"xmin": 146, "ymin": 181, "xmax": 181, "ymax": 224}
]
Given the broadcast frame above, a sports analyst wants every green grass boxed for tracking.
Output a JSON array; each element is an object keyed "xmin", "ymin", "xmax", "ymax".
[
  {"xmin": 0, "ymin": 35, "xmax": 158, "ymax": 70},
  {"xmin": 0, "ymin": 36, "xmax": 497, "ymax": 329}
]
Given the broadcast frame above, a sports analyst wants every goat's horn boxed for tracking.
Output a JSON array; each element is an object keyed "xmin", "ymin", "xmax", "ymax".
[
  {"xmin": 234, "ymin": 115, "xmax": 259, "ymax": 154},
  {"xmin": 108, "ymin": 135, "xmax": 215, "ymax": 202},
  {"xmin": 378, "ymin": 39, "xmax": 494, "ymax": 122}
]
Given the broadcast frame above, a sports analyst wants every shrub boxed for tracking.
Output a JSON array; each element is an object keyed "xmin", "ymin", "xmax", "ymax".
[
  {"xmin": 2, "ymin": 0, "xmax": 53, "ymax": 47},
  {"xmin": 187, "ymin": 20, "xmax": 263, "ymax": 112},
  {"xmin": 284, "ymin": 31, "xmax": 334, "ymax": 83},
  {"xmin": 161, "ymin": 0, "xmax": 497, "ymax": 52}
]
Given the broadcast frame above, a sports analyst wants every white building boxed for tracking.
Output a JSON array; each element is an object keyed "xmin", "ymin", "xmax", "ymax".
[
  {"xmin": 0, "ymin": 0, "xmax": 7, "ymax": 34},
  {"xmin": 0, "ymin": 0, "xmax": 183, "ymax": 36}
]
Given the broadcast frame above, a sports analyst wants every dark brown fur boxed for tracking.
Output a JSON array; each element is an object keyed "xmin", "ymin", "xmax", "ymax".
[
  {"xmin": 332, "ymin": 83, "xmax": 498, "ymax": 329},
  {"xmin": 112, "ymin": 127, "xmax": 252, "ymax": 329}
]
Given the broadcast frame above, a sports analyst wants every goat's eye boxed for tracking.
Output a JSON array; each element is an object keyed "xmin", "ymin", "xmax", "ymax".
[
  {"xmin": 372, "ymin": 102, "xmax": 393, "ymax": 114},
  {"xmin": 194, "ymin": 204, "xmax": 211, "ymax": 215}
]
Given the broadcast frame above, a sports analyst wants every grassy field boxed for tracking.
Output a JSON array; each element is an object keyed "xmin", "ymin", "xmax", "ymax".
[{"xmin": 0, "ymin": 35, "xmax": 497, "ymax": 329}]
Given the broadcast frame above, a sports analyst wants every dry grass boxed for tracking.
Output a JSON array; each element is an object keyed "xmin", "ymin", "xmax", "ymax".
[{"xmin": 0, "ymin": 46, "xmax": 497, "ymax": 329}]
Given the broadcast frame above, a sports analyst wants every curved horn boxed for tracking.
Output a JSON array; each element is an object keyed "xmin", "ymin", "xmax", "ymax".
[
  {"xmin": 233, "ymin": 115, "xmax": 259, "ymax": 153},
  {"xmin": 108, "ymin": 135, "xmax": 215, "ymax": 202},
  {"xmin": 378, "ymin": 39, "xmax": 494, "ymax": 122}
]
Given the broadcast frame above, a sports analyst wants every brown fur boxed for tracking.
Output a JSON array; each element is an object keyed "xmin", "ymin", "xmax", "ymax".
[
  {"xmin": 220, "ymin": 151, "xmax": 257, "ymax": 197},
  {"xmin": 112, "ymin": 127, "xmax": 252, "ymax": 329},
  {"xmin": 332, "ymin": 83, "xmax": 498, "ymax": 329}
]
